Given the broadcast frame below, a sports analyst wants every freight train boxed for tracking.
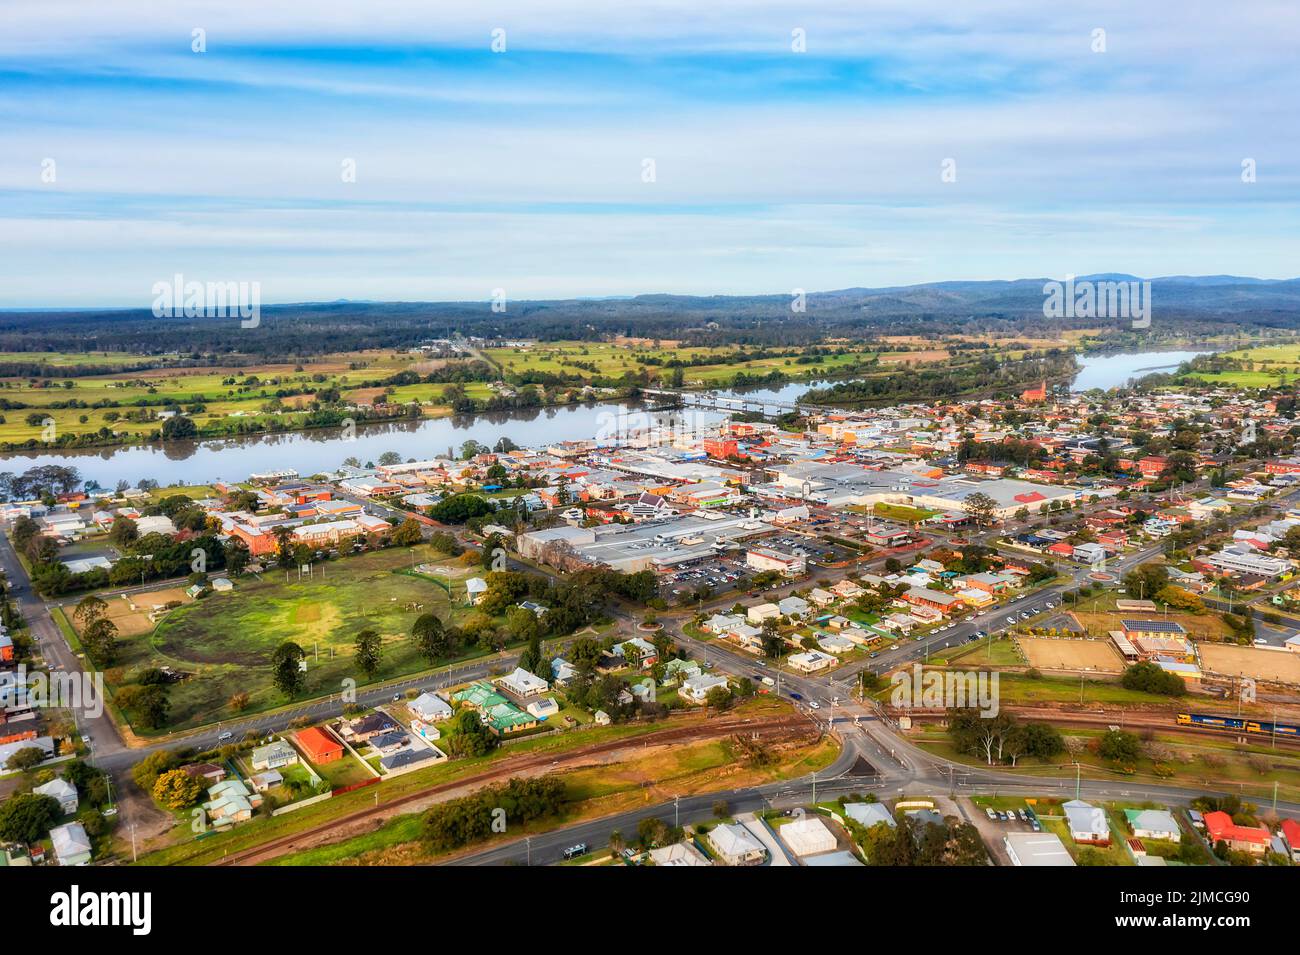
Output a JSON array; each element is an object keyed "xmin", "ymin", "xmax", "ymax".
[{"xmin": 1177, "ymin": 713, "xmax": 1300, "ymax": 736}]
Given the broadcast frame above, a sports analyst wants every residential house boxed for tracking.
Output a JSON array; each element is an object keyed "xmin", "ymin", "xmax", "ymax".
[
  {"xmin": 789, "ymin": 650, "xmax": 834, "ymax": 673},
  {"xmin": 499, "ymin": 667, "xmax": 550, "ymax": 697},
  {"xmin": 679, "ymin": 673, "xmax": 730, "ymax": 704},
  {"xmin": 1203, "ymin": 811, "xmax": 1271, "ymax": 856},
  {"xmin": 777, "ymin": 596, "xmax": 810, "ymax": 618},
  {"xmin": 1063, "ymin": 799, "xmax": 1110, "ymax": 845},
  {"xmin": 203, "ymin": 779, "xmax": 263, "ymax": 826},
  {"xmin": 251, "ymin": 740, "xmax": 299, "ymax": 771},
  {"xmin": 296, "ymin": 726, "xmax": 345, "ymax": 764},
  {"xmin": 50, "ymin": 822, "xmax": 93, "ymax": 866},
  {"xmin": 1124, "ymin": 809, "xmax": 1179, "ymax": 842},
  {"xmin": 707, "ymin": 822, "xmax": 767, "ymax": 866},
  {"xmin": 34, "ymin": 778, "xmax": 78, "ymax": 815},
  {"xmin": 408, "ymin": 692, "xmax": 454, "ymax": 723},
  {"xmin": 844, "ymin": 802, "xmax": 895, "ymax": 829}
]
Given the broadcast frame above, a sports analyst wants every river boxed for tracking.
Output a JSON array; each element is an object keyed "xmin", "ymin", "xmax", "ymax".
[
  {"xmin": 0, "ymin": 355, "xmax": 1210, "ymax": 488},
  {"xmin": 1069, "ymin": 349, "xmax": 1211, "ymax": 392}
]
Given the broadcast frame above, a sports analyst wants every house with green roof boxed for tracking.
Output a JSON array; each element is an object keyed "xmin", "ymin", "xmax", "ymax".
[{"xmin": 453, "ymin": 681, "xmax": 538, "ymax": 735}]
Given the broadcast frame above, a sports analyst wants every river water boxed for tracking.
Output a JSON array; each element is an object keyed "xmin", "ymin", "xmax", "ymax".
[
  {"xmin": 0, "ymin": 353, "xmax": 1211, "ymax": 488},
  {"xmin": 1069, "ymin": 349, "xmax": 1209, "ymax": 392}
]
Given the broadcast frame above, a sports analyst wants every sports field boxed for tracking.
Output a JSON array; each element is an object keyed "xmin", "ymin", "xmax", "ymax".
[
  {"xmin": 1016, "ymin": 637, "xmax": 1124, "ymax": 673},
  {"xmin": 1198, "ymin": 643, "xmax": 1300, "ymax": 686},
  {"xmin": 100, "ymin": 545, "xmax": 483, "ymax": 731}
]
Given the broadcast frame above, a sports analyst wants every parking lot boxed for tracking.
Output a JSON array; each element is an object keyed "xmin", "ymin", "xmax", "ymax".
[{"xmin": 666, "ymin": 556, "xmax": 755, "ymax": 598}]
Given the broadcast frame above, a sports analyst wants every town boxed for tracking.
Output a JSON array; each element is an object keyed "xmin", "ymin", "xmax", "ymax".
[{"xmin": 2, "ymin": 356, "xmax": 1300, "ymax": 872}]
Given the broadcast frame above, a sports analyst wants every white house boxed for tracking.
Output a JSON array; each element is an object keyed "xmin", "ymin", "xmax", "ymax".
[
  {"xmin": 34, "ymin": 778, "xmax": 78, "ymax": 816},
  {"xmin": 747, "ymin": 603, "xmax": 781, "ymax": 625},
  {"xmin": 408, "ymin": 692, "xmax": 454, "ymax": 723},
  {"xmin": 498, "ymin": 667, "xmax": 549, "ymax": 698},
  {"xmin": 707, "ymin": 822, "xmax": 767, "ymax": 865},
  {"xmin": 703, "ymin": 613, "xmax": 745, "ymax": 634},
  {"xmin": 777, "ymin": 596, "xmax": 810, "ymax": 618},
  {"xmin": 680, "ymin": 673, "xmax": 730, "ymax": 704},
  {"xmin": 844, "ymin": 802, "xmax": 895, "ymax": 829},
  {"xmin": 789, "ymin": 650, "xmax": 834, "ymax": 673},
  {"xmin": 1063, "ymin": 799, "xmax": 1111, "ymax": 845},
  {"xmin": 526, "ymin": 697, "xmax": 560, "ymax": 719},
  {"xmin": 649, "ymin": 841, "xmax": 712, "ymax": 866},
  {"xmin": 1125, "ymin": 809, "xmax": 1179, "ymax": 842},
  {"xmin": 807, "ymin": 588, "xmax": 836, "ymax": 607},
  {"xmin": 817, "ymin": 633, "xmax": 855, "ymax": 655},
  {"xmin": 465, "ymin": 577, "xmax": 489, "ymax": 605},
  {"xmin": 50, "ymin": 822, "xmax": 92, "ymax": 866},
  {"xmin": 250, "ymin": 740, "xmax": 299, "ymax": 772},
  {"xmin": 781, "ymin": 816, "xmax": 838, "ymax": 857}
]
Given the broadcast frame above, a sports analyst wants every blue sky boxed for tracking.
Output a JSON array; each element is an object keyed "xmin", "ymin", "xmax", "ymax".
[{"xmin": 1, "ymin": 0, "xmax": 1297, "ymax": 306}]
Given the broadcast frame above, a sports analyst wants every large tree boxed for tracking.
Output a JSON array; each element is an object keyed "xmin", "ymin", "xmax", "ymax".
[
  {"xmin": 354, "ymin": 628, "xmax": 382, "ymax": 678},
  {"xmin": 411, "ymin": 613, "xmax": 448, "ymax": 664},
  {"xmin": 271, "ymin": 641, "xmax": 306, "ymax": 698}
]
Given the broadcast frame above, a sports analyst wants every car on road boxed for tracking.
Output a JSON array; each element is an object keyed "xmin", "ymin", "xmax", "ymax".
[
  {"xmin": 217, "ymin": 731, "xmax": 234, "ymax": 742},
  {"xmin": 789, "ymin": 692, "xmax": 803, "ymax": 701},
  {"xmin": 562, "ymin": 843, "xmax": 588, "ymax": 861},
  {"xmin": 808, "ymin": 701, "xmax": 820, "ymax": 710}
]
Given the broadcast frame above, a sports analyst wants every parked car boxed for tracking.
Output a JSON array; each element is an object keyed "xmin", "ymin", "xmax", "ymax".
[{"xmin": 562, "ymin": 843, "xmax": 588, "ymax": 860}]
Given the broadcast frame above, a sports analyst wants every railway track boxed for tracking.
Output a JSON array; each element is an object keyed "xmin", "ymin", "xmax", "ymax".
[
  {"xmin": 1007, "ymin": 706, "xmax": 1300, "ymax": 747},
  {"xmin": 211, "ymin": 713, "xmax": 814, "ymax": 866}
]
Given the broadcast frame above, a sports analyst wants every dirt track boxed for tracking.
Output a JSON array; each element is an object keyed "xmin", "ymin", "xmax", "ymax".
[{"xmin": 213, "ymin": 713, "xmax": 811, "ymax": 866}]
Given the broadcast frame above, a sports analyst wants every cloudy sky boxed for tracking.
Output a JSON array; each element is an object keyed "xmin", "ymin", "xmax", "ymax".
[{"xmin": 1, "ymin": 0, "xmax": 1297, "ymax": 306}]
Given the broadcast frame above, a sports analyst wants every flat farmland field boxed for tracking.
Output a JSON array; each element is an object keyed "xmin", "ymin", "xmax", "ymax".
[
  {"xmin": 1016, "ymin": 637, "xmax": 1124, "ymax": 673},
  {"xmin": 1198, "ymin": 643, "xmax": 1300, "ymax": 686},
  {"xmin": 0, "ymin": 349, "xmax": 428, "ymax": 444},
  {"xmin": 102, "ymin": 545, "xmax": 483, "ymax": 731}
]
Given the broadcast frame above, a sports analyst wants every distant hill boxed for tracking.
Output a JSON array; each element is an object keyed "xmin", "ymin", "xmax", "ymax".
[{"xmin": 1, "ymin": 275, "xmax": 1298, "ymax": 357}]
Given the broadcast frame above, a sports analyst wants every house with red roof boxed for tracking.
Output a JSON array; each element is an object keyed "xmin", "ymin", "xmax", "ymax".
[
  {"xmin": 1137, "ymin": 456, "xmax": 1168, "ymax": 478},
  {"xmin": 295, "ymin": 726, "xmax": 344, "ymax": 765},
  {"xmin": 1203, "ymin": 811, "xmax": 1271, "ymax": 856},
  {"xmin": 1281, "ymin": 818, "xmax": 1300, "ymax": 863}
]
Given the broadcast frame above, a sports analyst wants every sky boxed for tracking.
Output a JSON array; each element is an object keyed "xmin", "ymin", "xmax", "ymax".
[{"xmin": 1, "ymin": 0, "xmax": 1298, "ymax": 306}]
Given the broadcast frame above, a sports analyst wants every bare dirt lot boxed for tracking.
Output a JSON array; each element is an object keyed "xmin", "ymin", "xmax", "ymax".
[
  {"xmin": 1198, "ymin": 643, "xmax": 1300, "ymax": 686},
  {"xmin": 87, "ymin": 588, "xmax": 194, "ymax": 637},
  {"xmin": 1016, "ymin": 637, "xmax": 1124, "ymax": 674}
]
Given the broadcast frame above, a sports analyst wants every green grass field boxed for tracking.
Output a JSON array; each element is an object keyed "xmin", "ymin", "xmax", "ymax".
[
  {"xmin": 108, "ymin": 546, "xmax": 486, "ymax": 731},
  {"xmin": 0, "ymin": 349, "xmax": 426, "ymax": 445}
]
